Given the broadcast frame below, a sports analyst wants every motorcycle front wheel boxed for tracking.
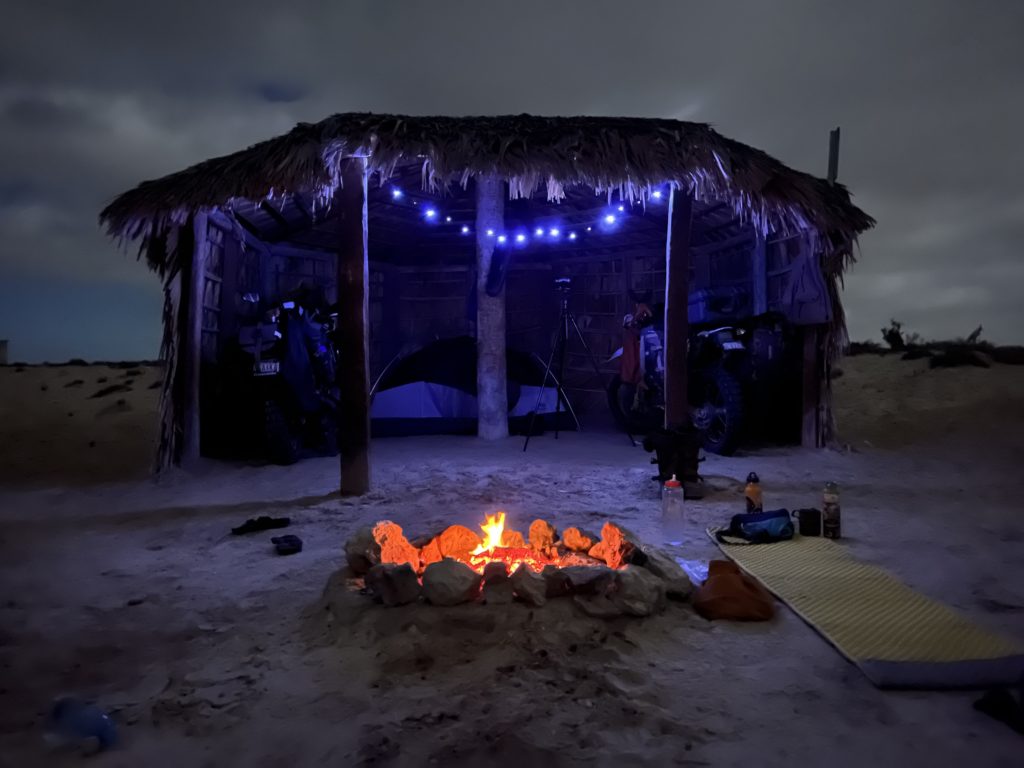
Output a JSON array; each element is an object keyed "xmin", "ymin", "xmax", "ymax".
[{"xmin": 690, "ymin": 367, "xmax": 744, "ymax": 456}]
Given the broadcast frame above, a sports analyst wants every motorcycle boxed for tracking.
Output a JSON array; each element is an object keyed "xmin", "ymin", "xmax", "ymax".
[
  {"xmin": 233, "ymin": 292, "xmax": 340, "ymax": 464},
  {"xmin": 607, "ymin": 304, "xmax": 747, "ymax": 455}
]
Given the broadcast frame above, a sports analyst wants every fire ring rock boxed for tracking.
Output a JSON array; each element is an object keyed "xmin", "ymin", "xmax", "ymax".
[
  {"xmin": 611, "ymin": 566, "xmax": 667, "ymax": 617},
  {"xmin": 510, "ymin": 565, "xmax": 547, "ymax": 606},
  {"xmin": 366, "ymin": 563, "xmax": 422, "ymax": 606},
  {"xmin": 638, "ymin": 548, "xmax": 694, "ymax": 601},
  {"xmin": 344, "ymin": 527, "xmax": 381, "ymax": 575},
  {"xmin": 482, "ymin": 561, "xmax": 514, "ymax": 605},
  {"xmin": 421, "ymin": 559, "xmax": 483, "ymax": 606}
]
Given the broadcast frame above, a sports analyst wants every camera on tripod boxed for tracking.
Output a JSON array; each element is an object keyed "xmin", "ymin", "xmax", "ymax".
[{"xmin": 554, "ymin": 277, "xmax": 572, "ymax": 293}]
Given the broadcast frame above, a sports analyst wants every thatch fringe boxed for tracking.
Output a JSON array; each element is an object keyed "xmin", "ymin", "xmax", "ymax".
[{"xmin": 100, "ymin": 113, "xmax": 874, "ymax": 274}]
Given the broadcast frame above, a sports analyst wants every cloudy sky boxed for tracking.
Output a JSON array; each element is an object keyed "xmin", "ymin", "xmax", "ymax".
[{"xmin": 1, "ymin": 1, "xmax": 1021, "ymax": 361}]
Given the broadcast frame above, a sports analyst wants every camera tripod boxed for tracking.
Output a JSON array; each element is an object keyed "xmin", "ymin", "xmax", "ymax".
[{"xmin": 523, "ymin": 280, "xmax": 637, "ymax": 451}]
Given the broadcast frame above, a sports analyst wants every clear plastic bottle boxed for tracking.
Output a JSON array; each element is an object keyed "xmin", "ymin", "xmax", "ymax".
[
  {"xmin": 661, "ymin": 474, "xmax": 685, "ymax": 544},
  {"xmin": 823, "ymin": 481, "xmax": 841, "ymax": 539}
]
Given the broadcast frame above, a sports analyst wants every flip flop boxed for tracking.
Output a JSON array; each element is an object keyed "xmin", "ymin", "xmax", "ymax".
[
  {"xmin": 231, "ymin": 516, "xmax": 290, "ymax": 536},
  {"xmin": 271, "ymin": 535, "xmax": 303, "ymax": 556}
]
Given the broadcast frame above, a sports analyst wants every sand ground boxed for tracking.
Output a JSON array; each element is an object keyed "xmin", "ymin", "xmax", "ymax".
[{"xmin": 1, "ymin": 356, "xmax": 1023, "ymax": 767}]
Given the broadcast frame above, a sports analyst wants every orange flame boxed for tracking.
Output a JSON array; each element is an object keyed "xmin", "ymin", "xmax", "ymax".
[{"xmin": 471, "ymin": 512, "xmax": 506, "ymax": 556}]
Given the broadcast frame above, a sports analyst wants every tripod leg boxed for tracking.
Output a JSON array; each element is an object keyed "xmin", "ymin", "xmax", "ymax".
[
  {"xmin": 522, "ymin": 316, "xmax": 564, "ymax": 452},
  {"xmin": 568, "ymin": 313, "xmax": 637, "ymax": 447}
]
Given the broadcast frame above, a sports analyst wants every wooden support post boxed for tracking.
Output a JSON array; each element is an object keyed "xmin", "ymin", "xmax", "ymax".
[
  {"xmin": 475, "ymin": 174, "xmax": 508, "ymax": 440},
  {"xmin": 181, "ymin": 212, "xmax": 207, "ymax": 466},
  {"xmin": 801, "ymin": 326, "xmax": 821, "ymax": 447},
  {"xmin": 664, "ymin": 187, "xmax": 693, "ymax": 430},
  {"xmin": 335, "ymin": 158, "xmax": 371, "ymax": 495},
  {"xmin": 752, "ymin": 233, "xmax": 767, "ymax": 317}
]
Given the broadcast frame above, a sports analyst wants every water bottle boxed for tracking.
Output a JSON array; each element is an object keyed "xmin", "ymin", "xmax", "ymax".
[
  {"xmin": 823, "ymin": 481, "xmax": 841, "ymax": 539},
  {"xmin": 44, "ymin": 697, "xmax": 117, "ymax": 754},
  {"xmin": 661, "ymin": 474, "xmax": 685, "ymax": 544},
  {"xmin": 744, "ymin": 472, "xmax": 763, "ymax": 513}
]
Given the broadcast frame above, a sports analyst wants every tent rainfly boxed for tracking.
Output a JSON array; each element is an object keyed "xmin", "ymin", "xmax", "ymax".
[{"xmin": 100, "ymin": 113, "xmax": 874, "ymax": 495}]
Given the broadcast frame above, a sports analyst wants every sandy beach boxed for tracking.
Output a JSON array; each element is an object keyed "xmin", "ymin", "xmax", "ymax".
[{"xmin": 1, "ymin": 354, "xmax": 1023, "ymax": 767}]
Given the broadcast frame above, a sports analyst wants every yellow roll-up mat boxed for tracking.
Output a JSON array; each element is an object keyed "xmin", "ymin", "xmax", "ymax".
[{"xmin": 708, "ymin": 531, "xmax": 1024, "ymax": 689}]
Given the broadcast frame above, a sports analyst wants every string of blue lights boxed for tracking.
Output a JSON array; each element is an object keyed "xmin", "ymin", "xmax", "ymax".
[{"xmin": 388, "ymin": 187, "xmax": 665, "ymax": 246}]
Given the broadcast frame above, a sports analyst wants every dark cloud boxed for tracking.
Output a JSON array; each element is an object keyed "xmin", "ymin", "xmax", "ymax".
[{"xmin": 0, "ymin": 0, "xmax": 1022, "ymax": 361}]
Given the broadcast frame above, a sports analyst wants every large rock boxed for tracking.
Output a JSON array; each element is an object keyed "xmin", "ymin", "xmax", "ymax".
[
  {"xmin": 365, "ymin": 563, "xmax": 421, "ymax": 606},
  {"xmin": 529, "ymin": 519, "xmax": 558, "ymax": 555},
  {"xmin": 611, "ymin": 566, "xmax": 667, "ymax": 617},
  {"xmin": 588, "ymin": 522, "xmax": 637, "ymax": 569},
  {"xmin": 419, "ymin": 525, "xmax": 481, "ymax": 568},
  {"xmin": 561, "ymin": 565, "xmax": 616, "ymax": 596},
  {"xmin": 639, "ymin": 548, "xmax": 694, "ymax": 601},
  {"xmin": 561, "ymin": 527, "xmax": 597, "ymax": 553},
  {"xmin": 421, "ymin": 558, "xmax": 482, "ymax": 606},
  {"xmin": 510, "ymin": 565, "xmax": 547, "ymax": 606},
  {"xmin": 573, "ymin": 566, "xmax": 666, "ymax": 618},
  {"xmin": 542, "ymin": 565, "xmax": 572, "ymax": 598},
  {"xmin": 482, "ymin": 561, "xmax": 514, "ymax": 605},
  {"xmin": 344, "ymin": 527, "xmax": 380, "ymax": 575},
  {"xmin": 372, "ymin": 521, "xmax": 420, "ymax": 570}
]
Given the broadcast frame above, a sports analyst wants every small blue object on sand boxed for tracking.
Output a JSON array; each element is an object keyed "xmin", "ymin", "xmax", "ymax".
[{"xmin": 44, "ymin": 697, "xmax": 117, "ymax": 753}]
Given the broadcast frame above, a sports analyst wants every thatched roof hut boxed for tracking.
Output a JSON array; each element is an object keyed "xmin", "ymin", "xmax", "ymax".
[{"xmin": 101, "ymin": 113, "xmax": 873, "ymax": 492}]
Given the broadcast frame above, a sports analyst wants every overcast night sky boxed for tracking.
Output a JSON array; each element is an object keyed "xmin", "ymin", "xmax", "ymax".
[{"xmin": 1, "ymin": 1, "xmax": 1022, "ymax": 362}]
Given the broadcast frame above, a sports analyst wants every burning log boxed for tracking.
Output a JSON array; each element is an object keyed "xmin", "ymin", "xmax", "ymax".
[
  {"xmin": 529, "ymin": 519, "xmax": 558, "ymax": 555},
  {"xmin": 372, "ymin": 521, "xmax": 420, "ymax": 571},
  {"xmin": 587, "ymin": 522, "xmax": 637, "ymax": 569},
  {"xmin": 500, "ymin": 529, "xmax": 526, "ymax": 548},
  {"xmin": 561, "ymin": 527, "xmax": 597, "ymax": 553},
  {"xmin": 418, "ymin": 524, "xmax": 482, "ymax": 569},
  {"xmin": 421, "ymin": 559, "xmax": 483, "ymax": 606}
]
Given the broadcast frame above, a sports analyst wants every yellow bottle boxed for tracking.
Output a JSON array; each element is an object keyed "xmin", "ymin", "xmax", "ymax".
[{"xmin": 744, "ymin": 472, "xmax": 763, "ymax": 513}]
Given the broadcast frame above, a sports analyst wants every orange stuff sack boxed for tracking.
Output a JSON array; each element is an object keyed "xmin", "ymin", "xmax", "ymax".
[{"xmin": 692, "ymin": 559, "xmax": 776, "ymax": 621}]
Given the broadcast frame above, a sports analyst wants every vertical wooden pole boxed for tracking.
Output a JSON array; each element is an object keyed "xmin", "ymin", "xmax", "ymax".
[
  {"xmin": 335, "ymin": 158, "xmax": 371, "ymax": 495},
  {"xmin": 752, "ymin": 233, "xmax": 767, "ymax": 317},
  {"xmin": 181, "ymin": 212, "xmax": 207, "ymax": 466},
  {"xmin": 801, "ymin": 327, "xmax": 821, "ymax": 447},
  {"xmin": 664, "ymin": 186, "xmax": 693, "ymax": 429},
  {"xmin": 475, "ymin": 174, "xmax": 508, "ymax": 440}
]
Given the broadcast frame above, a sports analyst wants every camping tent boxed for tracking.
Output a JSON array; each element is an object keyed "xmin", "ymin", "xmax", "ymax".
[{"xmin": 370, "ymin": 336, "xmax": 579, "ymax": 437}]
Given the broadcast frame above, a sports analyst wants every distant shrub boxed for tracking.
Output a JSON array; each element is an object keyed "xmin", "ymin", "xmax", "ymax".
[{"xmin": 992, "ymin": 346, "xmax": 1024, "ymax": 365}]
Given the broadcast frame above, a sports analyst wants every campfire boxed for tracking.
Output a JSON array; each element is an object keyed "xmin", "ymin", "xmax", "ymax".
[{"xmin": 343, "ymin": 513, "xmax": 694, "ymax": 617}]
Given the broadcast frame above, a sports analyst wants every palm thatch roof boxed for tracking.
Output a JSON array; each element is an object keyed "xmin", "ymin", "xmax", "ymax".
[{"xmin": 100, "ymin": 113, "xmax": 874, "ymax": 269}]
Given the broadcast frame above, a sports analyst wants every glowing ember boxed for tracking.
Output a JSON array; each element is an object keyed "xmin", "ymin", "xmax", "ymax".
[{"xmin": 468, "ymin": 512, "xmax": 552, "ymax": 573}]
